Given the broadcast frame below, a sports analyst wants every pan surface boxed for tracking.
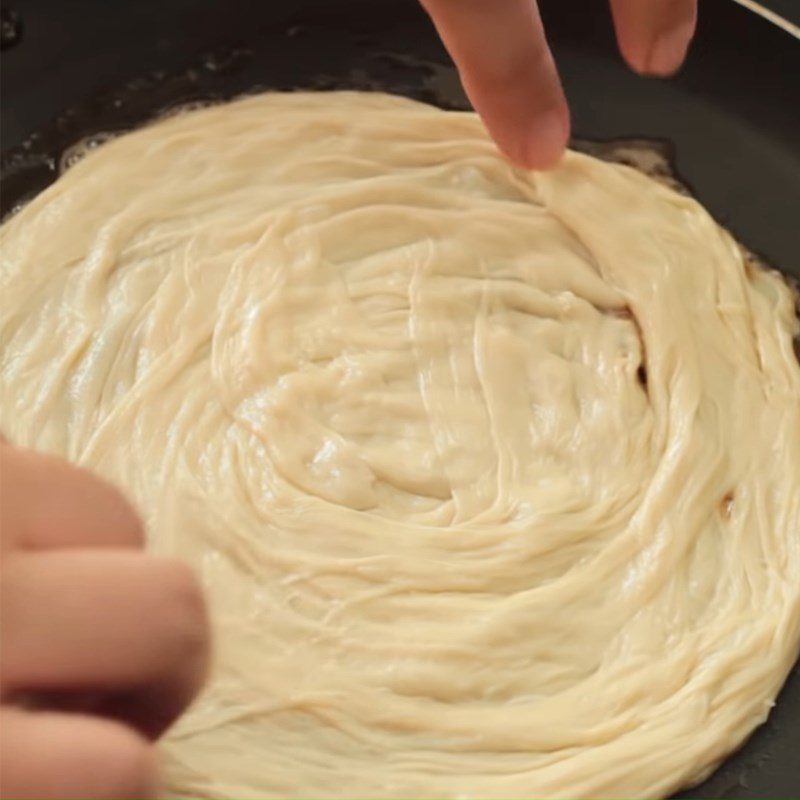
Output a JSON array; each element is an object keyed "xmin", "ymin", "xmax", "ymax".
[{"xmin": 1, "ymin": 1, "xmax": 799, "ymax": 797}]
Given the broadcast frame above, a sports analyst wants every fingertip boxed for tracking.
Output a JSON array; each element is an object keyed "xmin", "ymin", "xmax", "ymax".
[
  {"xmin": 616, "ymin": 44, "xmax": 650, "ymax": 77},
  {"xmin": 0, "ymin": 708, "xmax": 161, "ymax": 799},
  {"xmin": 517, "ymin": 108, "xmax": 570, "ymax": 171},
  {"xmin": 644, "ymin": 20, "xmax": 695, "ymax": 76},
  {"xmin": 1, "ymin": 445, "xmax": 145, "ymax": 550},
  {"xmin": 610, "ymin": 0, "xmax": 697, "ymax": 78}
]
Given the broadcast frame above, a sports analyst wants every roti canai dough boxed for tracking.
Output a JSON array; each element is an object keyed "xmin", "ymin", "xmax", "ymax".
[{"xmin": 1, "ymin": 92, "xmax": 799, "ymax": 800}]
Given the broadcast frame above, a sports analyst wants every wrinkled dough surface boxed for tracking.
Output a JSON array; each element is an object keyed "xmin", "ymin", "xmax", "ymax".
[{"xmin": 1, "ymin": 92, "xmax": 799, "ymax": 800}]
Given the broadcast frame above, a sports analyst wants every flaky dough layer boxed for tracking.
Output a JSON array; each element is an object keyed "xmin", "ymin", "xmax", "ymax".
[{"xmin": 1, "ymin": 92, "xmax": 799, "ymax": 799}]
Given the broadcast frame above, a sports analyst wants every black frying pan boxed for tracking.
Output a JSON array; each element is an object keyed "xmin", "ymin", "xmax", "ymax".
[{"xmin": 1, "ymin": 1, "xmax": 799, "ymax": 797}]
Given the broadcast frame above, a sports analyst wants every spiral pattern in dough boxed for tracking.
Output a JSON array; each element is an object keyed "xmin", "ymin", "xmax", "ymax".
[{"xmin": 1, "ymin": 92, "xmax": 799, "ymax": 799}]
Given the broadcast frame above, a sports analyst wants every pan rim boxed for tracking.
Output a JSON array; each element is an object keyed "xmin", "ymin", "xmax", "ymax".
[{"xmin": 730, "ymin": 0, "xmax": 800, "ymax": 37}]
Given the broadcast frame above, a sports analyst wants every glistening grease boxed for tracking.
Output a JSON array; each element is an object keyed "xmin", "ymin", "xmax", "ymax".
[{"xmin": 1, "ymin": 92, "xmax": 799, "ymax": 800}]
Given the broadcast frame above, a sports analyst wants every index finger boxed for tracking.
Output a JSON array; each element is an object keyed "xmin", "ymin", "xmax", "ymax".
[
  {"xmin": 420, "ymin": 0, "xmax": 570, "ymax": 169},
  {"xmin": 0, "ymin": 444, "xmax": 144, "ymax": 552}
]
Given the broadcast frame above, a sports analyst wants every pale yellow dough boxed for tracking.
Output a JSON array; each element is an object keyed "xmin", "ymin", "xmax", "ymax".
[{"xmin": 1, "ymin": 92, "xmax": 799, "ymax": 800}]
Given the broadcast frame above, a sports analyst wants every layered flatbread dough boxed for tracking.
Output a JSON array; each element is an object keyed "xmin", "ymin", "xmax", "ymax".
[{"xmin": 1, "ymin": 92, "xmax": 799, "ymax": 800}]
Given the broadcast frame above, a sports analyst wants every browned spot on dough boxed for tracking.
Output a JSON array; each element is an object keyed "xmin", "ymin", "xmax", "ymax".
[
  {"xmin": 609, "ymin": 305, "xmax": 633, "ymax": 320},
  {"xmin": 623, "ymin": 307, "xmax": 649, "ymax": 398},
  {"xmin": 719, "ymin": 491, "xmax": 735, "ymax": 520},
  {"xmin": 743, "ymin": 254, "xmax": 757, "ymax": 281}
]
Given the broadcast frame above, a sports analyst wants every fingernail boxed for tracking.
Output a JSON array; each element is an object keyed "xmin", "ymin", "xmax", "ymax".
[
  {"xmin": 523, "ymin": 110, "xmax": 567, "ymax": 170},
  {"xmin": 647, "ymin": 23, "xmax": 694, "ymax": 76}
]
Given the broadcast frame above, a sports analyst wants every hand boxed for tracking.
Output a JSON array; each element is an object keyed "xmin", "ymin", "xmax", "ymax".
[
  {"xmin": 0, "ymin": 442, "xmax": 210, "ymax": 799},
  {"xmin": 420, "ymin": 0, "xmax": 698, "ymax": 168}
]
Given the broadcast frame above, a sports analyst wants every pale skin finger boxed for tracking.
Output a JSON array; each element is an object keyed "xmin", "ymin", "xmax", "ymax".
[
  {"xmin": 0, "ymin": 707, "xmax": 159, "ymax": 800},
  {"xmin": 0, "ymin": 442, "xmax": 144, "ymax": 551},
  {"xmin": 1, "ymin": 551, "xmax": 209, "ymax": 737},
  {"xmin": 609, "ymin": 0, "xmax": 698, "ymax": 76},
  {"xmin": 420, "ymin": 0, "xmax": 570, "ymax": 169}
]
